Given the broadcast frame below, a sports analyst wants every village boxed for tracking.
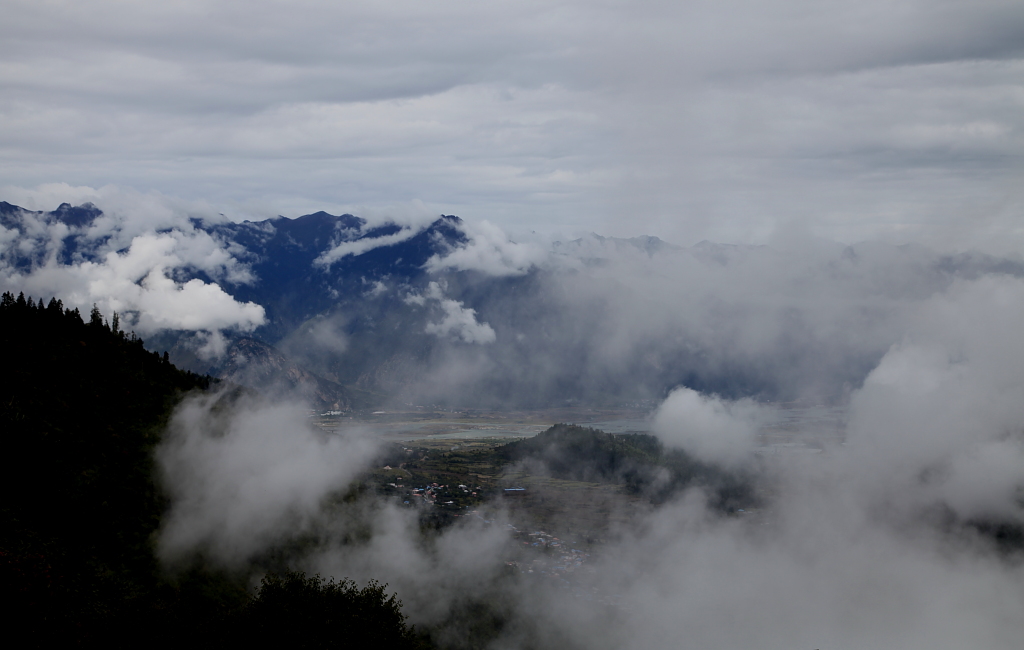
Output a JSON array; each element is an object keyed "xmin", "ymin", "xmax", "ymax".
[{"xmin": 368, "ymin": 442, "xmax": 618, "ymax": 602}]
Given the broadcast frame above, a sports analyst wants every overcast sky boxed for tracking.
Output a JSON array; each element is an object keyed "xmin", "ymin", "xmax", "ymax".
[{"xmin": 2, "ymin": 0, "xmax": 1022, "ymax": 250}]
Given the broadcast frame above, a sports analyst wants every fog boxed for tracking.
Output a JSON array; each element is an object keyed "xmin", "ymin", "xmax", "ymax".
[
  {"xmin": 394, "ymin": 226, "xmax": 1024, "ymax": 407},
  {"xmin": 152, "ymin": 231, "xmax": 1024, "ymax": 648}
]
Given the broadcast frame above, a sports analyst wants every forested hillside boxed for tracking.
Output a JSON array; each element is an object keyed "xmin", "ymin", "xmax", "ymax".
[{"xmin": 0, "ymin": 292, "xmax": 426, "ymax": 647}]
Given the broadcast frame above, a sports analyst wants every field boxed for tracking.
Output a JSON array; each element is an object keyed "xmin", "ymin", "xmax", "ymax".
[{"xmin": 356, "ymin": 423, "xmax": 731, "ymax": 550}]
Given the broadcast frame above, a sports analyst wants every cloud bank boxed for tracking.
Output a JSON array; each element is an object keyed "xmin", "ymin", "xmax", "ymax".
[
  {"xmin": 2, "ymin": 2, "xmax": 1022, "ymax": 249},
  {"xmin": 154, "ymin": 262, "xmax": 1024, "ymax": 649},
  {"xmin": 0, "ymin": 189, "xmax": 265, "ymax": 351},
  {"xmin": 158, "ymin": 391, "xmax": 379, "ymax": 564},
  {"xmin": 407, "ymin": 281, "xmax": 496, "ymax": 345}
]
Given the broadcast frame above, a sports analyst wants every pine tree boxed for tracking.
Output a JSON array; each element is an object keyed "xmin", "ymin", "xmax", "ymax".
[{"xmin": 90, "ymin": 303, "xmax": 103, "ymax": 327}]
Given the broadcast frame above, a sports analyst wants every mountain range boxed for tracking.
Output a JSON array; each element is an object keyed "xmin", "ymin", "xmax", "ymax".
[{"xmin": 5, "ymin": 200, "xmax": 1024, "ymax": 409}]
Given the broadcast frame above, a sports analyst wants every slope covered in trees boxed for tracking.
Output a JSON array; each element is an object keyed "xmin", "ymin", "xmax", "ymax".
[{"xmin": 0, "ymin": 292, "xmax": 427, "ymax": 647}]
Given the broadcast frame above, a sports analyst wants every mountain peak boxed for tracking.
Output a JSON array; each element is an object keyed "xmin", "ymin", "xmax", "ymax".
[{"xmin": 50, "ymin": 202, "xmax": 102, "ymax": 227}]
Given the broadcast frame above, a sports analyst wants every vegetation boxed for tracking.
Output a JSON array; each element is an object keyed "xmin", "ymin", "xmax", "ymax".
[
  {"xmin": 0, "ymin": 292, "xmax": 423, "ymax": 647},
  {"xmin": 244, "ymin": 572, "xmax": 429, "ymax": 648},
  {"xmin": 497, "ymin": 423, "xmax": 756, "ymax": 508},
  {"xmin": 358, "ymin": 425, "xmax": 758, "ymax": 550},
  {"xmin": 0, "ymin": 291, "xmax": 212, "ymax": 642}
]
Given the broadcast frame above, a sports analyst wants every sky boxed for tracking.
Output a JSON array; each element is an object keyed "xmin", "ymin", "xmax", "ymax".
[{"xmin": 3, "ymin": 0, "xmax": 1023, "ymax": 251}]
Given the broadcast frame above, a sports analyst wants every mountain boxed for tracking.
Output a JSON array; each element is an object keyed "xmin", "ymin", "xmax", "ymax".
[
  {"xmin": 198, "ymin": 211, "xmax": 467, "ymax": 340},
  {"xmin": 8, "ymin": 200, "xmax": 1024, "ymax": 408},
  {"xmin": 220, "ymin": 337, "xmax": 381, "ymax": 410},
  {"xmin": 0, "ymin": 200, "xmax": 471, "ymax": 404},
  {"xmin": 0, "ymin": 290, "xmax": 428, "ymax": 647},
  {"xmin": 496, "ymin": 423, "xmax": 754, "ymax": 508},
  {"xmin": 0, "ymin": 291, "xmax": 211, "ymax": 640}
]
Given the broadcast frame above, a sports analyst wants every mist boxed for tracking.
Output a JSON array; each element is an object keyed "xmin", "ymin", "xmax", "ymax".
[
  {"xmin": 5, "ymin": 191, "xmax": 1024, "ymax": 645},
  {"xmin": 6, "ymin": 191, "xmax": 1024, "ymax": 411},
  {"xmin": 389, "ymin": 228, "xmax": 1024, "ymax": 408},
  {"xmin": 152, "ymin": 245, "xmax": 1024, "ymax": 648}
]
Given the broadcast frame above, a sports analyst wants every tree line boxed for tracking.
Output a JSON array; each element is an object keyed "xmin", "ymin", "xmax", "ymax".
[{"xmin": 0, "ymin": 291, "xmax": 429, "ymax": 648}]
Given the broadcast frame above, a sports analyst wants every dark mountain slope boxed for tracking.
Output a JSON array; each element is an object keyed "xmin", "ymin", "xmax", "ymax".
[
  {"xmin": 220, "ymin": 336, "xmax": 382, "ymax": 410},
  {"xmin": 0, "ymin": 291, "xmax": 212, "ymax": 642},
  {"xmin": 203, "ymin": 212, "xmax": 467, "ymax": 340},
  {"xmin": 0, "ymin": 292, "xmax": 427, "ymax": 647}
]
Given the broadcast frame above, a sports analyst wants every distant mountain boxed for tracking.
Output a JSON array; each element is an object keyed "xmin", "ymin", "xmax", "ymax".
[
  {"xmin": 0, "ymin": 201, "xmax": 466, "ymax": 336},
  {"xmin": 7, "ymin": 200, "xmax": 1024, "ymax": 407},
  {"xmin": 221, "ymin": 337, "xmax": 381, "ymax": 410},
  {"xmin": 553, "ymin": 233, "xmax": 681, "ymax": 259},
  {"xmin": 198, "ymin": 211, "xmax": 467, "ymax": 340},
  {"xmin": 0, "ymin": 201, "xmax": 470, "ymax": 404}
]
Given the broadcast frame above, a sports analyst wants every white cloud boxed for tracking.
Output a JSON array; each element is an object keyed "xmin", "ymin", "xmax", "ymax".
[
  {"xmin": 157, "ymin": 391, "xmax": 380, "ymax": 563},
  {"xmin": 841, "ymin": 274, "xmax": 1024, "ymax": 523},
  {"xmin": 653, "ymin": 388, "xmax": 765, "ymax": 466},
  {"xmin": 12, "ymin": 232, "xmax": 265, "ymax": 334},
  {"xmin": 0, "ymin": 191, "xmax": 265, "ymax": 341},
  {"xmin": 314, "ymin": 224, "xmax": 422, "ymax": 268},
  {"xmin": 426, "ymin": 219, "xmax": 547, "ymax": 276},
  {"xmin": 1, "ymin": 2, "xmax": 1021, "ymax": 249},
  {"xmin": 411, "ymin": 281, "xmax": 496, "ymax": 344}
]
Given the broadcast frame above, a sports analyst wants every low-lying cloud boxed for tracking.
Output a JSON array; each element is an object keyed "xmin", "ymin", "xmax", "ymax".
[
  {"xmin": 154, "ymin": 266, "xmax": 1024, "ymax": 648},
  {"xmin": 0, "ymin": 189, "xmax": 265, "ymax": 352},
  {"xmin": 315, "ymin": 224, "xmax": 422, "ymax": 268},
  {"xmin": 407, "ymin": 281, "xmax": 496, "ymax": 345},
  {"xmin": 653, "ymin": 388, "xmax": 765, "ymax": 467},
  {"xmin": 157, "ymin": 391, "xmax": 379, "ymax": 564}
]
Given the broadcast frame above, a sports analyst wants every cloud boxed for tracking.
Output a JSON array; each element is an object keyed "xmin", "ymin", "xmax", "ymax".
[
  {"xmin": 0, "ymin": 190, "xmax": 265, "ymax": 343},
  {"xmin": 7, "ymin": 233, "xmax": 264, "ymax": 334},
  {"xmin": 409, "ymin": 235, "xmax": 948, "ymax": 404},
  {"xmin": 653, "ymin": 388, "xmax": 765, "ymax": 466},
  {"xmin": 410, "ymin": 281, "xmax": 496, "ymax": 345},
  {"xmin": 2, "ymin": 3, "xmax": 1021, "ymax": 248},
  {"xmin": 426, "ymin": 219, "xmax": 547, "ymax": 276},
  {"xmin": 841, "ymin": 274, "xmax": 1024, "ymax": 524},
  {"xmin": 314, "ymin": 224, "xmax": 422, "ymax": 268},
  {"xmin": 157, "ymin": 390, "xmax": 380, "ymax": 564}
]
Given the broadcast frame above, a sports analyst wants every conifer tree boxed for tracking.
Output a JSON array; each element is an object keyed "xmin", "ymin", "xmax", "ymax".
[{"xmin": 90, "ymin": 303, "xmax": 103, "ymax": 327}]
